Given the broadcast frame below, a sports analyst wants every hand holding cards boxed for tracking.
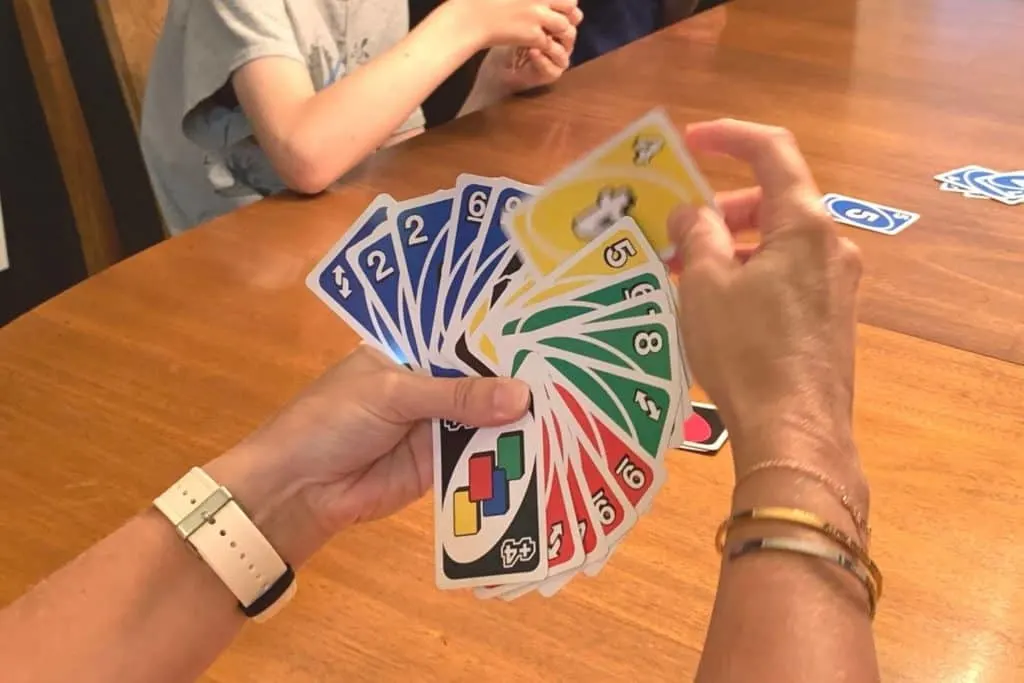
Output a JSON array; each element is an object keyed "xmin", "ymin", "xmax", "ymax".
[{"xmin": 307, "ymin": 110, "xmax": 716, "ymax": 598}]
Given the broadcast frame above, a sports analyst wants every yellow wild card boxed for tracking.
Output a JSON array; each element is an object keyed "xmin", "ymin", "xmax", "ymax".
[{"xmin": 506, "ymin": 109, "xmax": 715, "ymax": 275}]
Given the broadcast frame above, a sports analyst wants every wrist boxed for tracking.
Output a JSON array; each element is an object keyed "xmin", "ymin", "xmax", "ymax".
[
  {"xmin": 476, "ymin": 50, "xmax": 515, "ymax": 96},
  {"xmin": 731, "ymin": 427, "xmax": 869, "ymax": 535},
  {"xmin": 204, "ymin": 446, "xmax": 332, "ymax": 569},
  {"xmin": 733, "ymin": 424, "xmax": 866, "ymax": 497},
  {"xmin": 732, "ymin": 409, "xmax": 858, "ymax": 474},
  {"xmin": 425, "ymin": 0, "xmax": 490, "ymax": 57}
]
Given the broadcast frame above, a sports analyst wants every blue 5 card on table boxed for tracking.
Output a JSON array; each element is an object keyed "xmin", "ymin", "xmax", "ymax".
[
  {"xmin": 306, "ymin": 196, "xmax": 410, "ymax": 365},
  {"xmin": 822, "ymin": 193, "xmax": 920, "ymax": 236},
  {"xmin": 393, "ymin": 190, "xmax": 454, "ymax": 366}
]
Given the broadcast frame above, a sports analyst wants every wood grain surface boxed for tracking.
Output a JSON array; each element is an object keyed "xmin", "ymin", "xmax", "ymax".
[
  {"xmin": 1, "ymin": 197, "xmax": 1022, "ymax": 680},
  {"xmin": 346, "ymin": 0, "xmax": 1024, "ymax": 363},
  {"xmin": 2, "ymin": 0, "xmax": 1024, "ymax": 681}
]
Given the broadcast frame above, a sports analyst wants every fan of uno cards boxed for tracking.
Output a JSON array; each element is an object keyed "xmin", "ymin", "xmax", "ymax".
[{"xmin": 307, "ymin": 110, "xmax": 723, "ymax": 598}]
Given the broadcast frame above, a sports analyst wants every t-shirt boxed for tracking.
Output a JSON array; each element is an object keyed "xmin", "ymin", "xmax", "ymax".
[{"xmin": 140, "ymin": 0, "xmax": 425, "ymax": 234}]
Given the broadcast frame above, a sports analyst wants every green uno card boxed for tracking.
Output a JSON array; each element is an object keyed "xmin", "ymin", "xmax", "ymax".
[
  {"xmin": 500, "ymin": 270, "xmax": 668, "ymax": 338},
  {"xmin": 542, "ymin": 352, "xmax": 675, "ymax": 460}
]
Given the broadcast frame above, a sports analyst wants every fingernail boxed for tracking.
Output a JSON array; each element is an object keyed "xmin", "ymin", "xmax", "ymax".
[{"xmin": 494, "ymin": 379, "xmax": 531, "ymax": 417}]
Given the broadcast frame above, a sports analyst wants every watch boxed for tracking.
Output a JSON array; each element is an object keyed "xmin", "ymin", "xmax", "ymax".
[{"xmin": 154, "ymin": 467, "xmax": 296, "ymax": 622}]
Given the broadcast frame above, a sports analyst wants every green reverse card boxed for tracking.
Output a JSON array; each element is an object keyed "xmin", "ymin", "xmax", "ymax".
[{"xmin": 545, "ymin": 355, "xmax": 672, "ymax": 459}]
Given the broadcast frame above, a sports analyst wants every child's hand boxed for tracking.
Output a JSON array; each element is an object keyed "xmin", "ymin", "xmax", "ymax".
[
  {"xmin": 457, "ymin": 0, "xmax": 582, "ymax": 50},
  {"xmin": 483, "ymin": 26, "xmax": 578, "ymax": 94}
]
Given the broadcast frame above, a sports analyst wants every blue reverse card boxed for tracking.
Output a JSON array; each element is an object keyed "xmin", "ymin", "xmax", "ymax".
[
  {"xmin": 822, "ymin": 193, "xmax": 920, "ymax": 236},
  {"xmin": 306, "ymin": 197, "xmax": 409, "ymax": 363}
]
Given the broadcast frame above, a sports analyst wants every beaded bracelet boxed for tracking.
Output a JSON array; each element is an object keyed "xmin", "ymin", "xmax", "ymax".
[
  {"xmin": 716, "ymin": 506, "xmax": 883, "ymax": 600},
  {"xmin": 735, "ymin": 459, "xmax": 871, "ymax": 543},
  {"xmin": 727, "ymin": 535, "xmax": 878, "ymax": 618}
]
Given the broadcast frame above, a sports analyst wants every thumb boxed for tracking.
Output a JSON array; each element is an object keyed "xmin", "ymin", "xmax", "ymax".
[
  {"xmin": 668, "ymin": 204, "xmax": 735, "ymax": 272},
  {"xmin": 388, "ymin": 374, "xmax": 531, "ymax": 426}
]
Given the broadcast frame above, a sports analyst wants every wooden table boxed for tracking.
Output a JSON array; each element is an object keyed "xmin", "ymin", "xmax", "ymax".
[{"xmin": 2, "ymin": 0, "xmax": 1024, "ymax": 680}]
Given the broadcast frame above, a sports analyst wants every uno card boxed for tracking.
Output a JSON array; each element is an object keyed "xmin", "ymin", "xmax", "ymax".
[
  {"xmin": 434, "ymin": 409, "xmax": 546, "ymax": 588},
  {"xmin": 498, "ymin": 271, "xmax": 670, "ymax": 340},
  {"xmin": 506, "ymin": 312, "xmax": 679, "ymax": 392},
  {"xmin": 434, "ymin": 176, "xmax": 497, "ymax": 362},
  {"xmin": 475, "ymin": 217, "xmax": 664, "ymax": 365},
  {"xmin": 438, "ymin": 176, "xmax": 501, "ymax": 374},
  {"xmin": 554, "ymin": 397, "xmax": 637, "ymax": 548},
  {"xmin": 349, "ymin": 224, "xmax": 423, "ymax": 366},
  {"xmin": 549, "ymin": 413, "xmax": 609, "ymax": 564},
  {"xmin": 555, "ymin": 384, "xmax": 665, "ymax": 512},
  {"xmin": 475, "ymin": 386, "xmax": 585, "ymax": 600},
  {"xmin": 393, "ymin": 190, "xmax": 454, "ymax": 361},
  {"xmin": 934, "ymin": 166, "xmax": 1024, "ymax": 205},
  {"xmin": 459, "ymin": 180, "xmax": 537, "ymax": 320},
  {"xmin": 505, "ymin": 109, "xmax": 715, "ymax": 274},
  {"xmin": 509, "ymin": 342, "xmax": 679, "ymax": 464},
  {"xmin": 306, "ymin": 196, "xmax": 410, "ymax": 364},
  {"xmin": 679, "ymin": 402, "xmax": 729, "ymax": 454},
  {"xmin": 822, "ymin": 194, "xmax": 920, "ymax": 235}
]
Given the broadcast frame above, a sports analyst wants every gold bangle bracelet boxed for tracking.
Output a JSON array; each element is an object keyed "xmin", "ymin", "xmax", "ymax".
[
  {"xmin": 727, "ymin": 535, "xmax": 878, "ymax": 618},
  {"xmin": 735, "ymin": 459, "xmax": 871, "ymax": 543},
  {"xmin": 716, "ymin": 506, "xmax": 883, "ymax": 600}
]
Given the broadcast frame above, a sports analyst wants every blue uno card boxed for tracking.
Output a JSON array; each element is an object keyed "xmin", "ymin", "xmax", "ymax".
[
  {"xmin": 987, "ymin": 170, "xmax": 1024, "ymax": 195},
  {"xmin": 306, "ymin": 196, "xmax": 410, "ymax": 363},
  {"xmin": 935, "ymin": 166, "xmax": 1024, "ymax": 205},
  {"xmin": 456, "ymin": 180, "xmax": 538, "ymax": 320},
  {"xmin": 393, "ymin": 190, "xmax": 454, "ymax": 361},
  {"xmin": 433, "ymin": 176, "xmax": 497, "ymax": 354},
  {"xmin": 822, "ymin": 194, "xmax": 920, "ymax": 236},
  {"xmin": 349, "ymin": 224, "xmax": 420, "ymax": 366}
]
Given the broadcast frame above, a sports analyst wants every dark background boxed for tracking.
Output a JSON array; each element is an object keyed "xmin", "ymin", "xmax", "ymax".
[{"xmin": 0, "ymin": 0, "xmax": 86, "ymax": 326}]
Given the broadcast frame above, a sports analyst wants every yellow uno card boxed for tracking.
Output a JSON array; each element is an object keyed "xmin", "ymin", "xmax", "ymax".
[{"xmin": 506, "ymin": 109, "xmax": 715, "ymax": 275}]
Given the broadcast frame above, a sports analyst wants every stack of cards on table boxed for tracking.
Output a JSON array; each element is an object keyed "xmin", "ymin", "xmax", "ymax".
[
  {"xmin": 935, "ymin": 166, "xmax": 1024, "ymax": 205},
  {"xmin": 307, "ymin": 110, "xmax": 717, "ymax": 598}
]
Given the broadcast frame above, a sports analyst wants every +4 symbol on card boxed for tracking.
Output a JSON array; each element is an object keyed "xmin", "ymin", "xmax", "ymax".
[{"xmin": 452, "ymin": 429, "xmax": 538, "ymax": 568}]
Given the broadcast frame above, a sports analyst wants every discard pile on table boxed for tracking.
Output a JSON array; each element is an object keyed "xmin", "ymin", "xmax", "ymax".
[{"xmin": 307, "ymin": 110, "xmax": 727, "ymax": 599}]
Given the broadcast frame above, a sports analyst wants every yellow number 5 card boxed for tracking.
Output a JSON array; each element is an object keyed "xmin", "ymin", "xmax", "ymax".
[{"xmin": 506, "ymin": 109, "xmax": 716, "ymax": 275}]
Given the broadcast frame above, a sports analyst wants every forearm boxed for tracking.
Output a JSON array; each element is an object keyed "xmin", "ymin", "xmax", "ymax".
[
  {"xmin": 257, "ymin": 4, "xmax": 484, "ymax": 192},
  {"xmin": 0, "ymin": 510, "xmax": 242, "ymax": 683},
  {"xmin": 0, "ymin": 448, "xmax": 323, "ymax": 683},
  {"xmin": 696, "ymin": 438, "xmax": 879, "ymax": 683}
]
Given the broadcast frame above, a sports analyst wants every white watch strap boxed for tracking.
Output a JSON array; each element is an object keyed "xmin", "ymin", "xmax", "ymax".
[{"xmin": 155, "ymin": 468, "xmax": 293, "ymax": 618}]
